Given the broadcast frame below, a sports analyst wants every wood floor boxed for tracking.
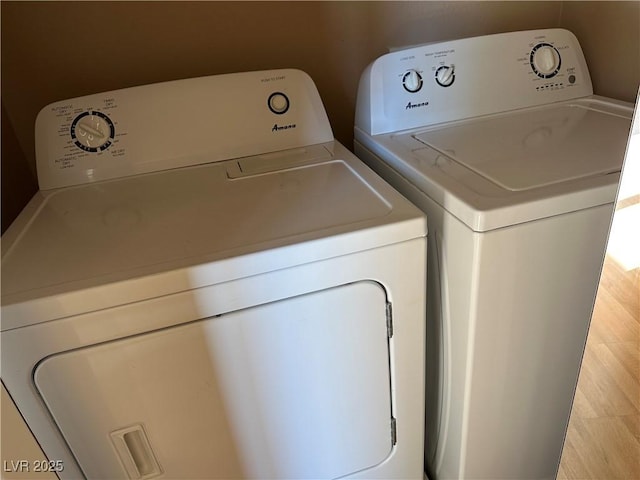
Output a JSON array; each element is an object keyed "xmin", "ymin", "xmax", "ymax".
[{"xmin": 557, "ymin": 195, "xmax": 640, "ymax": 479}]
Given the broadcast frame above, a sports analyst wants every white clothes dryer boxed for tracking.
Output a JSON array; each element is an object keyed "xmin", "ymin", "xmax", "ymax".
[
  {"xmin": 354, "ymin": 29, "xmax": 633, "ymax": 480},
  {"xmin": 1, "ymin": 69, "xmax": 428, "ymax": 479}
]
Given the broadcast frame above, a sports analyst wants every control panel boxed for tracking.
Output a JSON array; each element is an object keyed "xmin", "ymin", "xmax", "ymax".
[
  {"xmin": 35, "ymin": 69, "xmax": 333, "ymax": 190},
  {"xmin": 356, "ymin": 29, "xmax": 593, "ymax": 135}
]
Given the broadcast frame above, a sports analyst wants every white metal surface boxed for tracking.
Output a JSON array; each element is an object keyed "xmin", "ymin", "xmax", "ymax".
[
  {"xmin": 413, "ymin": 103, "xmax": 629, "ymax": 191},
  {"xmin": 1, "ymin": 383, "xmax": 58, "ymax": 479},
  {"xmin": 2, "ymin": 70, "xmax": 428, "ymax": 479},
  {"xmin": 2, "ymin": 142, "xmax": 425, "ymax": 329},
  {"xmin": 354, "ymin": 29, "xmax": 634, "ymax": 480},
  {"xmin": 34, "ymin": 283, "xmax": 392, "ymax": 479},
  {"xmin": 35, "ymin": 70, "xmax": 333, "ymax": 190},
  {"xmin": 357, "ymin": 96, "xmax": 631, "ymax": 232},
  {"xmin": 356, "ymin": 29, "xmax": 593, "ymax": 136}
]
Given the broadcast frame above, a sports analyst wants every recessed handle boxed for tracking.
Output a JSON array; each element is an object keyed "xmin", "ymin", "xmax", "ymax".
[{"xmin": 110, "ymin": 424, "xmax": 162, "ymax": 479}]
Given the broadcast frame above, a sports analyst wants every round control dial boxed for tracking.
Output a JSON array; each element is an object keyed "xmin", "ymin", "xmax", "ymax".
[
  {"xmin": 402, "ymin": 70, "xmax": 423, "ymax": 93},
  {"xmin": 70, "ymin": 111, "xmax": 115, "ymax": 152},
  {"xmin": 530, "ymin": 43, "xmax": 561, "ymax": 78},
  {"xmin": 268, "ymin": 92, "xmax": 290, "ymax": 114},
  {"xmin": 435, "ymin": 65, "xmax": 455, "ymax": 87}
]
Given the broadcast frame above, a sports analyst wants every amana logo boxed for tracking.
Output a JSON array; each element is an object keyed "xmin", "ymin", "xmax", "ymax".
[
  {"xmin": 406, "ymin": 101, "xmax": 429, "ymax": 110},
  {"xmin": 272, "ymin": 123, "xmax": 297, "ymax": 132}
]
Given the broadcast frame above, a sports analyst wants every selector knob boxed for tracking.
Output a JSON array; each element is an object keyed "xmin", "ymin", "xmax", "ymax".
[
  {"xmin": 530, "ymin": 43, "xmax": 561, "ymax": 78},
  {"xmin": 435, "ymin": 65, "xmax": 455, "ymax": 87},
  {"xmin": 268, "ymin": 92, "xmax": 290, "ymax": 114},
  {"xmin": 402, "ymin": 70, "xmax": 423, "ymax": 93},
  {"xmin": 70, "ymin": 111, "xmax": 115, "ymax": 152}
]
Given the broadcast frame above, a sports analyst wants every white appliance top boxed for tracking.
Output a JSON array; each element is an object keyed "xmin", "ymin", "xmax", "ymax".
[
  {"xmin": 414, "ymin": 103, "xmax": 630, "ymax": 191},
  {"xmin": 355, "ymin": 29, "xmax": 634, "ymax": 231},
  {"xmin": 2, "ymin": 70, "xmax": 427, "ymax": 329}
]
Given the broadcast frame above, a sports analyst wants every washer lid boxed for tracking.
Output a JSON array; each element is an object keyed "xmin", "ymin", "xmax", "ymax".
[{"xmin": 414, "ymin": 104, "xmax": 630, "ymax": 191}]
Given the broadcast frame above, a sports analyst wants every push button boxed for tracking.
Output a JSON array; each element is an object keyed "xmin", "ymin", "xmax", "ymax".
[{"xmin": 268, "ymin": 92, "xmax": 290, "ymax": 114}]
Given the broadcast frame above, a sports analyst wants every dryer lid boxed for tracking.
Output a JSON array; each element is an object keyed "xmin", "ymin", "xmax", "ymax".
[
  {"xmin": 414, "ymin": 104, "xmax": 630, "ymax": 191},
  {"xmin": 1, "ymin": 145, "xmax": 426, "ymax": 327},
  {"xmin": 2, "ymin": 157, "xmax": 388, "ymax": 297}
]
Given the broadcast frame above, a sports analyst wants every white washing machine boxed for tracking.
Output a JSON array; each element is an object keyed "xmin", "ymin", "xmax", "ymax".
[
  {"xmin": 354, "ymin": 29, "xmax": 634, "ymax": 480},
  {"xmin": 1, "ymin": 69, "xmax": 428, "ymax": 479}
]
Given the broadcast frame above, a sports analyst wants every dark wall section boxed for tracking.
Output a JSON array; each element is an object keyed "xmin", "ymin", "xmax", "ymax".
[
  {"xmin": 1, "ymin": 103, "xmax": 37, "ymax": 234},
  {"xmin": 560, "ymin": 1, "xmax": 640, "ymax": 104}
]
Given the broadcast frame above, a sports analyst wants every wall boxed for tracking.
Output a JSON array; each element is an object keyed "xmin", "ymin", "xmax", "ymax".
[
  {"xmin": 1, "ymin": 103, "xmax": 37, "ymax": 233},
  {"xmin": 560, "ymin": 1, "xmax": 640, "ymax": 103},
  {"xmin": 1, "ymin": 1, "xmax": 638, "ymax": 232}
]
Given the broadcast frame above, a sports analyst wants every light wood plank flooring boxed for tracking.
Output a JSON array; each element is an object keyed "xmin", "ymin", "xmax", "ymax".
[{"xmin": 557, "ymin": 194, "xmax": 640, "ymax": 480}]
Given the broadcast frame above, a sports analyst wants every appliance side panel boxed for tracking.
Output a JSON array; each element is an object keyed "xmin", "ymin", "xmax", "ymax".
[
  {"xmin": 353, "ymin": 142, "xmax": 477, "ymax": 480},
  {"xmin": 465, "ymin": 203, "xmax": 612, "ymax": 479}
]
